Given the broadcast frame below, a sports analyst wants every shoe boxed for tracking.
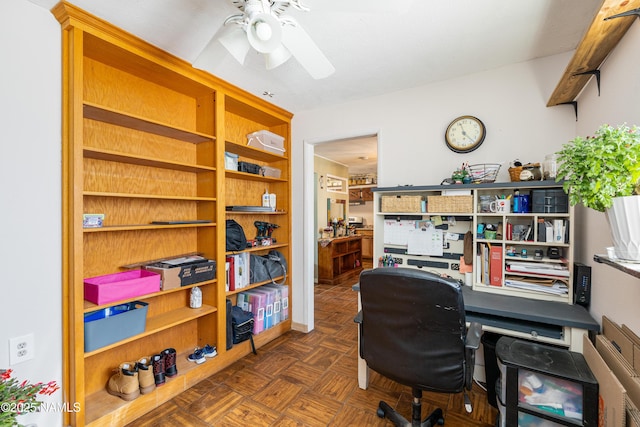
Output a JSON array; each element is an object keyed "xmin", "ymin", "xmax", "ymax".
[
  {"xmin": 202, "ymin": 344, "xmax": 217, "ymax": 358},
  {"xmin": 187, "ymin": 347, "xmax": 206, "ymax": 364},
  {"xmin": 107, "ymin": 362, "xmax": 140, "ymax": 401},
  {"xmin": 163, "ymin": 348, "xmax": 178, "ymax": 377},
  {"xmin": 137, "ymin": 356, "xmax": 156, "ymax": 394},
  {"xmin": 151, "ymin": 353, "xmax": 166, "ymax": 386}
]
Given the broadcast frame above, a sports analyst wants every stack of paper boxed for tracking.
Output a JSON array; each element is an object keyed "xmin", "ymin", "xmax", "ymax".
[
  {"xmin": 504, "ymin": 277, "xmax": 568, "ymax": 295},
  {"xmin": 507, "ymin": 262, "xmax": 569, "ymax": 277}
]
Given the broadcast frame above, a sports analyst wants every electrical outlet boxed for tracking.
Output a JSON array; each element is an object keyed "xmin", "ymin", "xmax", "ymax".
[
  {"xmin": 450, "ymin": 263, "xmax": 460, "ymax": 271},
  {"xmin": 9, "ymin": 334, "xmax": 34, "ymax": 365}
]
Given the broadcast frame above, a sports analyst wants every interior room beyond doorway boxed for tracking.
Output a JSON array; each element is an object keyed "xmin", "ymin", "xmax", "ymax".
[{"xmin": 313, "ymin": 134, "xmax": 378, "ymax": 285}]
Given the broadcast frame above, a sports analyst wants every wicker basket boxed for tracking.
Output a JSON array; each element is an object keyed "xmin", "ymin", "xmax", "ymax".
[
  {"xmin": 380, "ymin": 195, "xmax": 424, "ymax": 212},
  {"xmin": 427, "ymin": 195, "xmax": 473, "ymax": 213},
  {"xmin": 468, "ymin": 163, "xmax": 501, "ymax": 183},
  {"xmin": 508, "ymin": 166, "xmax": 522, "ymax": 182}
]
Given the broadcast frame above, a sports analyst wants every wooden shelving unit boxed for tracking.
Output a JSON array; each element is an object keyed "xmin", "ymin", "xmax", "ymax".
[
  {"xmin": 318, "ymin": 236, "xmax": 364, "ymax": 285},
  {"xmin": 373, "ymin": 181, "xmax": 574, "ymax": 304},
  {"xmin": 55, "ymin": 2, "xmax": 292, "ymax": 426}
]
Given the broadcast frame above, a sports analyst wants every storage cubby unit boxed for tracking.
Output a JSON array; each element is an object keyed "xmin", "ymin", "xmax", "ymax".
[
  {"xmin": 318, "ymin": 236, "xmax": 363, "ymax": 285},
  {"xmin": 372, "ymin": 181, "xmax": 574, "ymax": 304},
  {"xmin": 55, "ymin": 2, "xmax": 292, "ymax": 426},
  {"xmin": 496, "ymin": 337, "xmax": 598, "ymax": 426}
]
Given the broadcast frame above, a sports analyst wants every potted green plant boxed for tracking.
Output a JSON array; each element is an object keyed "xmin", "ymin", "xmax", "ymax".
[{"xmin": 556, "ymin": 123, "xmax": 640, "ymax": 261}]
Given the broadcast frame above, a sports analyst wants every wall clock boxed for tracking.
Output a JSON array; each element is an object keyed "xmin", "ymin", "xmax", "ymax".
[{"xmin": 445, "ymin": 115, "xmax": 486, "ymax": 153}]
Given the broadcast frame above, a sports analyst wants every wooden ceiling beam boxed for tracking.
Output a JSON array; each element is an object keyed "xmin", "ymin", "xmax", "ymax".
[{"xmin": 547, "ymin": 0, "xmax": 640, "ymax": 107}]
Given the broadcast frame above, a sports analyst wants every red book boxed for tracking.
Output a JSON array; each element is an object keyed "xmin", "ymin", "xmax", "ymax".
[{"xmin": 490, "ymin": 246, "xmax": 503, "ymax": 286}]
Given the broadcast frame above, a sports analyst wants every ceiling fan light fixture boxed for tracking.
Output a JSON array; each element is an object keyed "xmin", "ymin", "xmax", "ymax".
[
  {"xmin": 265, "ymin": 44, "xmax": 292, "ymax": 69},
  {"xmin": 218, "ymin": 28, "xmax": 251, "ymax": 64},
  {"xmin": 247, "ymin": 13, "xmax": 282, "ymax": 53}
]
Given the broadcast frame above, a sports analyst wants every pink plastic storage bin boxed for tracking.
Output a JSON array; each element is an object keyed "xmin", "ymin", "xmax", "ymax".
[{"xmin": 84, "ymin": 269, "xmax": 160, "ymax": 305}]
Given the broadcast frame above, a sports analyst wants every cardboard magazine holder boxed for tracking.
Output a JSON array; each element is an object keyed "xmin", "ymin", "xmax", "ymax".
[{"xmin": 582, "ymin": 334, "xmax": 625, "ymax": 427}]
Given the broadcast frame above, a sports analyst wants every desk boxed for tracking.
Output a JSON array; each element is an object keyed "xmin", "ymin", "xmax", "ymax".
[{"xmin": 353, "ymin": 284, "xmax": 599, "ymax": 390}]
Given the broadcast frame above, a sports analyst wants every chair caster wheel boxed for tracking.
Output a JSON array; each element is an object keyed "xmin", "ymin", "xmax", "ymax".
[{"xmin": 376, "ymin": 407, "xmax": 385, "ymax": 418}]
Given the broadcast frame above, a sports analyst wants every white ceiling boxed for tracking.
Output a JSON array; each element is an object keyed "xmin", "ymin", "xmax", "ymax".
[
  {"xmin": 31, "ymin": 0, "xmax": 602, "ymax": 172},
  {"xmin": 314, "ymin": 135, "xmax": 378, "ymax": 176},
  {"xmin": 32, "ymin": 0, "xmax": 601, "ymax": 114}
]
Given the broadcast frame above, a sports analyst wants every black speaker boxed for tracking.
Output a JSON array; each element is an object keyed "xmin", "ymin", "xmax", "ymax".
[{"xmin": 573, "ymin": 263, "xmax": 591, "ymax": 307}]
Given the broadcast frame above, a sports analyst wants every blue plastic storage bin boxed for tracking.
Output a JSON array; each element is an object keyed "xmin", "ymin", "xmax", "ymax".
[{"xmin": 84, "ymin": 301, "xmax": 148, "ymax": 352}]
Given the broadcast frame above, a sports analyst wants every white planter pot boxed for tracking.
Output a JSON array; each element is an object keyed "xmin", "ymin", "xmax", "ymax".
[{"xmin": 605, "ymin": 195, "xmax": 640, "ymax": 262}]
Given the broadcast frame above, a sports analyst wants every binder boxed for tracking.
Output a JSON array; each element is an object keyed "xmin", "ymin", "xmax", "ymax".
[
  {"xmin": 489, "ymin": 245, "xmax": 502, "ymax": 286},
  {"xmin": 226, "ymin": 256, "xmax": 235, "ymax": 291},
  {"xmin": 233, "ymin": 252, "xmax": 250, "ymax": 289}
]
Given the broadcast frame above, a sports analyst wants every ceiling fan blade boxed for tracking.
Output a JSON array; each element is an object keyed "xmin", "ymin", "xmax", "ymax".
[
  {"xmin": 281, "ymin": 22, "xmax": 334, "ymax": 79},
  {"xmin": 218, "ymin": 27, "xmax": 251, "ymax": 64}
]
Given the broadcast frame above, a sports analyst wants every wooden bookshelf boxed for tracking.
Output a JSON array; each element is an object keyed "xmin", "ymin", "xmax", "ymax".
[{"xmin": 55, "ymin": 2, "xmax": 292, "ymax": 425}]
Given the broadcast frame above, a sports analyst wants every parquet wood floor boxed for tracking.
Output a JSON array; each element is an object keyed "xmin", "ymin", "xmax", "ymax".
[{"xmin": 126, "ymin": 267, "xmax": 498, "ymax": 426}]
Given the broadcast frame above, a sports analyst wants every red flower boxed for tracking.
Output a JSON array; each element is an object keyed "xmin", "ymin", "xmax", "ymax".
[{"xmin": 0, "ymin": 369, "xmax": 12, "ymax": 380}]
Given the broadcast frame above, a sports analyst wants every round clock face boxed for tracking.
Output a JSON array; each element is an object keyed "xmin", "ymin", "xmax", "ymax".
[{"xmin": 445, "ymin": 116, "xmax": 486, "ymax": 153}]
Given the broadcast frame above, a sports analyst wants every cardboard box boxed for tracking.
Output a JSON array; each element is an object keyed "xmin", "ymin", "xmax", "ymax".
[
  {"xmin": 622, "ymin": 324, "xmax": 640, "ymax": 372},
  {"xmin": 583, "ymin": 334, "xmax": 626, "ymax": 427},
  {"xmin": 604, "ymin": 316, "xmax": 636, "ymax": 367},
  {"xmin": 84, "ymin": 301, "xmax": 148, "ymax": 352},
  {"xmin": 84, "ymin": 269, "xmax": 160, "ymax": 305},
  {"xmin": 145, "ymin": 256, "xmax": 216, "ymax": 290},
  {"xmin": 627, "ymin": 396, "xmax": 640, "ymax": 427},
  {"xmin": 597, "ymin": 334, "xmax": 640, "ymax": 408}
]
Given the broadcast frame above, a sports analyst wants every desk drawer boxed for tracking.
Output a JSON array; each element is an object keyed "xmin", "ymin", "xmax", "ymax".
[{"xmin": 466, "ymin": 312, "xmax": 563, "ymax": 340}]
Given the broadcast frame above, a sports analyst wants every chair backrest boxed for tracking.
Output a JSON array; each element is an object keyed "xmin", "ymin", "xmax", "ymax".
[{"xmin": 359, "ymin": 267, "xmax": 467, "ymax": 393}]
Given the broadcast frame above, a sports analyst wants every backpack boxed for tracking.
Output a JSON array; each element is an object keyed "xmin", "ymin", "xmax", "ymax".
[{"xmin": 226, "ymin": 219, "xmax": 247, "ymax": 251}]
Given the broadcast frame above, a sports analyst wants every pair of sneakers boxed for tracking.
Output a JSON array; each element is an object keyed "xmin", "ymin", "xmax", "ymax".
[{"xmin": 187, "ymin": 344, "xmax": 217, "ymax": 364}]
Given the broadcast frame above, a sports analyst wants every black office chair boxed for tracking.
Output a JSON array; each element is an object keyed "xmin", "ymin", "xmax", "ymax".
[{"xmin": 355, "ymin": 267, "xmax": 482, "ymax": 426}]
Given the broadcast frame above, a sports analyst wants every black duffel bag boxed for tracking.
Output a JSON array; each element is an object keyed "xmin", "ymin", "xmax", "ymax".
[{"xmin": 249, "ymin": 250, "xmax": 287, "ymax": 285}]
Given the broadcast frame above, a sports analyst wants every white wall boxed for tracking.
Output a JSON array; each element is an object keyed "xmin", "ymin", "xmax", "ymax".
[
  {"xmin": 293, "ymin": 26, "xmax": 640, "ymax": 335},
  {"xmin": 570, "ymin": 20, "xmax": 640, "ymax": 332},
  {"xmin": 1, "ymin": 1, "xmax": 63, "ymax": 426}
]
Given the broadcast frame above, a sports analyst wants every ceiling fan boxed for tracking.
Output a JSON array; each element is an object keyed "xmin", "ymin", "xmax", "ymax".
[{"xmin": 215, "ymin": 0, "xmax": 335, "ymax": 79}]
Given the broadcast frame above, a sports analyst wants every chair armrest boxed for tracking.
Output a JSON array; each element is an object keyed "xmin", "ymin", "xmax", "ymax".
[
  {"xmin": 354, "ymin": 310, "xmax": 363, "ymax": 324},
  {"xmin": 465, "ymin": 321, "xmax": 482, "ymax": 350}
]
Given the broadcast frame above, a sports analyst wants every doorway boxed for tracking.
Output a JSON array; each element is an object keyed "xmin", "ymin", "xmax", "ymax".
[{"xmin": 302, "ymin": 133, "xmax": 378, "ymax": 331}]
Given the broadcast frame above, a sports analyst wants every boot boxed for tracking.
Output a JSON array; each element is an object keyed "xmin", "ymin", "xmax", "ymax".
[
  {"xmin": 137, "ymin": 356, "xmax": 156, "ymax": 394},
  {"xmin": 107, "ymin": 362, "xmax": 140, "ymax": 401},
  {"xmin": 152, "ymin": 353, "xmax": 166, "ymax": 386},
  {"xmin": 163, "ymin": 348, "xmax": 178, "ymax": 378}
]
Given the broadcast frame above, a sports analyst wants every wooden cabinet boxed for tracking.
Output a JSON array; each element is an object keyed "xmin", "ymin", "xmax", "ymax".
[
  {"xmin": 318, "ymin": 236, "xmax": 363, "ymax": 285},
  {"xmin": 349, "ymin": 186, "xmax": 374, "ymax": 202},
  {"xmin": 55, "ymin": 3, "xmax": 292, "ymax": 426},
  {"xmin": 356, "ymin": 229, "xmax": 373, "ymax": 259}
]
